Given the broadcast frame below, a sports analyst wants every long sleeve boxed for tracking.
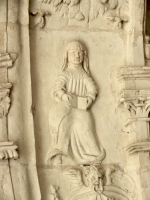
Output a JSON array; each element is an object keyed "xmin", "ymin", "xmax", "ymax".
[
  {"xmin": 85, "ymin": 77, "xmax": 97, "ymax": 101},
  {"xmin": 53, "ymin": 75, "xmax": 68, "ymax": 100}
]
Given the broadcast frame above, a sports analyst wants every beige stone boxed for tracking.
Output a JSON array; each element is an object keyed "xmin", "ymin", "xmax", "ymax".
[{"xmin": 0, "ymin": 0, "xmax": 150, "ymax": 200}]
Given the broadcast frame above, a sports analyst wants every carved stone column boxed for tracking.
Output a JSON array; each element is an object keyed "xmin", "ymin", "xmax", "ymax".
[
  {"xmin": 0, "ymin": 54, "xmax": 18, "ymax": 158},
  {"xmin": 117, "ymin": 67, "xmax": 150, "ymax": 200}
]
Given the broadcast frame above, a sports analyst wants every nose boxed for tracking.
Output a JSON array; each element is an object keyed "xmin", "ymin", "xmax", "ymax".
[{"xmin": 75, "ymin": 52, "xmax": 80, "ymax": 57}]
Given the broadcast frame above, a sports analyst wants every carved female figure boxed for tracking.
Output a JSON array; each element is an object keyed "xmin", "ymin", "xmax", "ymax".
[{"xmin": 46, "ymin": 41, "xmax": 105, "ymax": 165}]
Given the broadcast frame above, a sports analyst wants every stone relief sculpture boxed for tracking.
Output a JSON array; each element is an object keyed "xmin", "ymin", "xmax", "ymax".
[
  {"xmin": 0, "ymin": 83, "xmax": 12, "ymax": 118},
  {"xmin": 0, "ymin": 141, "xmax": 18, "ymax": 160},
  {"xmin": 42, "ymin": 0, "xmax": 85, "ymax": 21},
  {"xmin": 0, "ymin": 1, "xmax": 148, "ymax": 199},
  {"xmin": 30, "ymin": 10, "xmax": 51, "ymax": 29},
  {"xmin": 46, "ymin": 41, "xmax": 105, "ymax": 165},
  {"xmin": 62, "ymin": 165, "xmax": 136, "ymax": 200},
  {"xmin": 64, "ymin": 166, "xmax": 114, "ymax": 200},
  {"xmin": 90, "ymin": 0, "xmax": 129, "ymax": 29},
  {"xmin": 48, "ymin": 185, "xmax": 61, "ymax": 200},
  {"xmin": 0, "ymin": 53, "xmax": 18, "ymax": 158},
  {"xmin": 30, "ymin": 0, "xmax": 129, "ymax": 29}
]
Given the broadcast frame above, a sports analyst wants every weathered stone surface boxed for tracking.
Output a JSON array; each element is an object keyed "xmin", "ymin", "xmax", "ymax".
[{"xmin": 0, "ymin": 0, "xmax": 150, "ymax": 200}]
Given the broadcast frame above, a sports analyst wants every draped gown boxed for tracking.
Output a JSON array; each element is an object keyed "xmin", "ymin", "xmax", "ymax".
[{"xmin": 46, "ymin": 66, "xmax": 105, "ymax": 165}]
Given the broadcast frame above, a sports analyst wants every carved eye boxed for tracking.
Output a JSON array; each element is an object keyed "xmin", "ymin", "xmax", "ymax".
[{"xmin": 91, "ymin": 176, "xmax": 95, "ymax": 180}]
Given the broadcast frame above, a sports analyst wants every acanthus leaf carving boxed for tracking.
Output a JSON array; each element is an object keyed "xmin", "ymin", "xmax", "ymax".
[
  {"xmin": 0, "ymin": 83, "xmax": 12, "ymax": 118},
  {"xmin": 0, "ymin": 53, "xmax": 19, "ymax": 161},
  {"xmin": 119, "ymin": 95, "xmax": 150, "ymax": 126},
  {"xmin": 117, "ymin": 67, "xmax": 150, "ymax": 127},
  {"xmin": 0, "ymin": 141, "xmax": 18, "ymax": 160},
  {"xmin": 0, "ymin": 53, "xmax": 17, "ymax": 118}
]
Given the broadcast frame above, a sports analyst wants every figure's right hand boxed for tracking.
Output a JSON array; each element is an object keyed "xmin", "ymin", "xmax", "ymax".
[{"xmin": 62, "ymin": 94, "xmax": 72, "ymax": 105}]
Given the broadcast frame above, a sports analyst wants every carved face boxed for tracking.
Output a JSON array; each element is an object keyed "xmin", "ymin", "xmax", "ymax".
[
  {"xmin": 68, "ymin": 50, "xmax": 84, "ymax": 65},
  {"xmin": 65, "ymin": 41, "xmax": 84, "ymax": 65},
  {"xmin": 86, "ymin": 167, "xmax": 102, "ymax": 189}
]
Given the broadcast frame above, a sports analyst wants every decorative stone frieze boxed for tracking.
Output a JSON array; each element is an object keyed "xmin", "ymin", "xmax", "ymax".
[{"xmin": 30, "ymin": 0, "xmax": 130, "ymax": 29}]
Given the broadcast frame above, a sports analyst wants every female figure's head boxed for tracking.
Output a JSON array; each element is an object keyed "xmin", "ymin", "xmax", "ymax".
[{"xmin": 60, "ymin": 41, "xmax": 90, "ymax": 74}]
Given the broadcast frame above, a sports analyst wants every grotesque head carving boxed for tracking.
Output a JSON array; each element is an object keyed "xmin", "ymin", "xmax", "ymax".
[{"xmin": 84, "ymin": 166, "xmax": 103, "ymax": 191}]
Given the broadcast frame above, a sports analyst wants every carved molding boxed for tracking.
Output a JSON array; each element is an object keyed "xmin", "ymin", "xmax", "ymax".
[
  {"xmin": 125, "ymin": 141, "xmax": 150, "ymax": 154},
  {"xmin": 30, "ymin": 0, "xmax": 130, "ymax": 29},
  {"xmin": 145, "ymin": 36, "xmax": 150, "ymax": 67},
  {"xmin": 0, "ymin": 141, "xmax": 18, "ymax": 160},
  {"xmin": 117, "ymin": 67, "xmax": 150, "ymax": 82}
]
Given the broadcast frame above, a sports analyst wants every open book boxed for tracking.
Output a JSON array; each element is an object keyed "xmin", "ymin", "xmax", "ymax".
[{"xmin": 69, "ymin": 95, "xmax": 88, "ymax": 110}]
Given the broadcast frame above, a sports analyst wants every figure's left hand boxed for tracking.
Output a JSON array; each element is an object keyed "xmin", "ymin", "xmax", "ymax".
[{"xmin": 86, "ymin": 97, "xmax": 93, "ymax": 109}]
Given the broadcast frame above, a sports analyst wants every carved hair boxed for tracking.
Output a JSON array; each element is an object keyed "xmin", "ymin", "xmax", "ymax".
[
  {"xmin": 60, "ymin": 41, "xmax": 90, "ymax": 74},
  {"xmin": 84, "ymin": 166, "xmax": 99, "ymax": 176}
]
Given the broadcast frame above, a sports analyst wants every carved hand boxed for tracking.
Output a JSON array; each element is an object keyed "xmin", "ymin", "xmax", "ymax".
[
  {"xmin": 62, "ymin": 94, "xmax": 72, "ymax": 105},
  {"xmin": 86, "ymin": 97, "xmax": 93, "ymax": 109}
]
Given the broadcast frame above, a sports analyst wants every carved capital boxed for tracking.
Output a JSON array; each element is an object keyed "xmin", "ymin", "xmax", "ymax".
[
  {"xmin": 119, "ymin": 90, "xmax": 150, "ymax": 126},
  {"xmin": 0, "ymin": 53, "xmax": 17, "ymax": 69},
  {"xmin": 117, "ymin": 67, "xmax": 150, "ymax": 126},
  {"xmin": 0, "ymin": 141, "xmax": 18, "ymax": 160},
  {"xmin": 0, "ymin": 83, "xmax": 12, "ymax": 118},
  {"xmin": 0, "ymin": 53, "xmax": 17, "ymax": 117}
]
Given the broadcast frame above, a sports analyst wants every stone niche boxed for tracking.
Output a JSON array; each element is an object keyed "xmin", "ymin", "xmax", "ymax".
[{"xmin": 0, "ymin": 0, "xmax": 150, "ymax": 200}]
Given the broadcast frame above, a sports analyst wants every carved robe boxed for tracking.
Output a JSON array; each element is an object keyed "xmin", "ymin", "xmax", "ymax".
[{"xmin": 47, "ymin": 66, "xmax": 105, "ymax": 165}]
